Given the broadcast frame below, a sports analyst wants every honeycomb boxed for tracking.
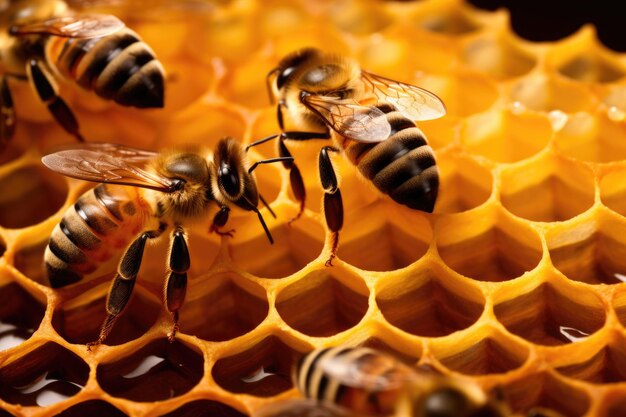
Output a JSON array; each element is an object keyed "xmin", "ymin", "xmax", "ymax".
[{"xmin": 2, "ymin": 0, "xmax": 626, "ymax": 416}]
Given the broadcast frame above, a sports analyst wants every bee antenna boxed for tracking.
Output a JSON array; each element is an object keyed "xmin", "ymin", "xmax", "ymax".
[
  {"xmin": 266, "ymin": 67, "xmax": 280, "ymax": 105},
  {"xmin": 259, "ymin": 194, "xmax": 276, "ymax": 218},
  {"xmin": 248, "ymin": 156, "xmax": 293, "ymax": 174},
  {"xmin": 245, "ymin": 134, "xmax": 279, "ymax": 153}
]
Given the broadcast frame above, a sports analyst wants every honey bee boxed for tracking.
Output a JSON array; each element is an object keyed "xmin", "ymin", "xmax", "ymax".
[
  {"xmin": 0, "ymin": 0, "xmax": 165, "ymax": 152},
  {"xmin": 41, "ymin": 137, "xmax": 288, "ymax": 348},
  {"xmin": 253, "ymin": 346, "xmax": 511, "ymax": 417},
  {"xmin": 249, "ymin": 48, "xmax": 446, "ymax": 266}
]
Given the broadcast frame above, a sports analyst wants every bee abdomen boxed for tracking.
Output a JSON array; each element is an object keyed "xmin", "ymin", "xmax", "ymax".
[
  {"xmin": 44, "ymin": 184, "xmax": 139, "ymax": 288},
  {"xmin": 351, "ymin": 112, "xmax": 438, "ymax": 212},
  {"xmin": 49, "ymin": 28, "xmax": 165, "ymax": 108}
]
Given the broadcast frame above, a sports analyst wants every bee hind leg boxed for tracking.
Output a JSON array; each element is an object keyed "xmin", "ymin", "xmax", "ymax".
[
  {"xmin": 319, "ymin": 146, "xmax": 343, "ymax": 267},
  {"xmin": 0, "ymin": 75, "xmax": 16, "ymax": 154},
  {"xmin": 87, "ymin": 225, "xmax": 166, "ymax": 350},
  {"xmin": 26, "ymin": 59, "xmax": 85, "ymax": 143},
  {"xmin": 165, "ymin": 226, "xmax": 190, "ymax": 342}
]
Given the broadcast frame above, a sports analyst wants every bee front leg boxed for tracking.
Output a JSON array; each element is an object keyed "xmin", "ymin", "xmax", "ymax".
[
  {"xmin": 319, "ymin": 146, "xmax": 343, "ymax": 267},
  {"xmin": 87, "ymin": 225, "xmax": 166, "ymax": 350},
  {"xmin": 165, "ymin": 226, "xmax": 190, "ymax": 342},
  {"xmin": 26, "ymin": 59, "xmax": 85, "ymax": 142},
  {"xmin": 0, "ymin": 75, "xmax": 16, "ymax": 154},
  {"xmin": 209, "ymin": 205, "xmax": 235, "ymax": 237}
]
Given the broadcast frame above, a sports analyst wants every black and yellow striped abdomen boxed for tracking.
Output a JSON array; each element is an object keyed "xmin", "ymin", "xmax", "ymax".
[
  {"xmin": 45, "ymin": 26, "xmax": 165, "ymax": 108},
  {"xmin": 294, "ymin": 347, "xmax": 416, "ymax": 416},
  {"xmin": 342, "ymin": 107, "xmax": 439, "ymax": 213},
  {"xmin": 45, "ymin": 183, "xmax": 147, "ymax": 288}
]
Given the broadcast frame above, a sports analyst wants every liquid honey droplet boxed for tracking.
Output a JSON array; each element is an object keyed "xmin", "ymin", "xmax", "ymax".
[
  {"xmin": 548, "ymin": 110, "xmax": 568, "ymax": 132},
  {"xmin": 608, "ymin": 106, "xmax": 626, "ymax": 122},
  {"xmin": 510, "ymin": 101, "xmax": 526, "ymax": 115}
]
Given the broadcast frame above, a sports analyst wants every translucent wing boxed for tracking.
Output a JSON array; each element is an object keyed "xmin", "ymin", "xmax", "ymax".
[
  {"xmin": 318, "ymin": 349, "xmax": 418, "ymax": 392},
  {"xmin": 41, "ymin": 144, "xmax": 178, "ymax": 192},
  {"xmin": 10, "ymin": 14, "xmax": 125, "ymax": 38},
  {"xmin": 362, "ymin": 71, "xmax": 446, "ymax": 121},
  {"xmin": 302, "ymin": 94, "xmax": 391, "ymax": 143},
  {"xmin": 252, "ymin": 399, "xmax": 358, "ymax": 417}
]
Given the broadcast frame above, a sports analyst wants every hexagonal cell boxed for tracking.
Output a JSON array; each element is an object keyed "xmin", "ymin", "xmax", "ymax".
[
  {"xmin": 276, "ymin": 269, "xmax": 369, "ymax": 337},
  {"xmin": 0, "ymin": 281, "xmax": 46, "ymax": 351},
  {"xmin": 494, "ymin": 281, "xmax": 605, "ymax": 346},
  {"xmin": 0, "ymin": 166, "xmax": 67, "ymax": 229},
  {"xmin": 52, "ymin": 285, "xmax": 161, "ymax": 346},
  {"xmin": 158, "ymin": 400, "xmax": 247, "ymax": 417},
  {"xmin": 461, "ymin": 109, "xmax": 552, "ymax": 163},
  {"xmin": 0, "ymin": 342, "xmax": 89, "ymax": 406},
  {"xmin": 13, "ymin": 238, "xmax": 47, "ymax": 285},
  {"xmin": 230, "ymin": 211, "xmax": 325, "ymax": 278},
  {"xmin": 339, "ymin": 202, "xmax": 432, "ymax": 272},
  {"xmin": 97, "ymin": 339, "xmax": 203, "ymax": 402},
  {"xmin": 220, "ymin": 55, "xmax": 277, "ymax": 110},
  {"xmin": 604, "ymin": 394, "xmax": 626, "ymax": 417},
  {"xmin": 555, "ymin": 113, "xmax": 626, "ymax": 163},
  {"xmin": 179, "ymin": 272, "xmax": 268, "ymax": 341},
  {"xmin": 558, "ymin": 52, "xmax": 625, "ymax": 83},
  {"xmin": 435, "ymin": 332, "xmax": 529, "ymax": 375},
  {"xmin": 614, "ymin": 289, "xmax": 626, "ymax": 328},
  {"xmin": 436, "ymin": 153, "xmax": 493, "ymax": 214},
  {"xmin": 361, "ymin": 337, "xmax": 422, "ymax": 365},
  {"xmin": 502, "ymin": 372, "xmax": 590, "ymax": 417},
  {"xmin": 547, "ymin": 216, "xmax": 626, "ymax": 285},
  {"xmin": 212, "ymin": 335, "xmax": 302, "ymax": 397},
  {"xmin": 329, "ymin": 1, "xmax": 393, "ymax": 35},
  {"xmin": 462, "ymin": 35, "xmax": 537, "ymax": 80},
  {"xmin": 500, "ymin": 155, "xmax": 595, "ymax": 222},
  {"xmin": 53, "ymin": 400, "xmax": 128, "ymax": 417},
  {"xmin": 437, "ymin": 208, "xmax": 543, "ymax": 282},
  {"xmin": 416, "ymin": 7, "xmax": 482, "ymax": 35},
  {"xmin": 412, "ymin": 72, "xmax": 499, "ymax": 118},
  {"xmin": 377, "ymin": 265, "xmax": 484, "ymax": 337},
  {"xmin": 556, "ymin": 341, "xmax": 626, "ymax": 383},
  {"xmin": 0, "ymin": 410, "xmax": 14, "ymax": 417},
  {"xmin": 508, "ymin": 74, "xmax": 595, "ymax": 113}
]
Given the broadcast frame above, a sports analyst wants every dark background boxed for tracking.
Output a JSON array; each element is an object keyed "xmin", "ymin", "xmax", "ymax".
[{"xmin": 468, "ymin": 0, "xmax": 625, "ymax": 52}]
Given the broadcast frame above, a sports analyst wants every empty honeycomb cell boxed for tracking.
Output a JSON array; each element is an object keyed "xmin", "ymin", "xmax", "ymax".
[
  {"xmin": 51, "ymin": 285, "xmax": 161, "ymax": 346},
  {"xmin": 357, "ymin": 32, "xmax": 416, "ymax": 80},
  {"xmin": 415, "ymin": 5, "xmax": 482, "ymax": 35},
  {"xmin": 97, "ymin": 339, "xmax": 204, "ymax": 402},
  {"xmin": 53, "ymin": 400, "xmax": 128, "ymax": 417},
  {"xmin": 0, "ymin": 342, "xmax": 89, "ymax": 406},
  {"xmin": 604, "ymin": 393, "xmax": 626, "ymax": 417},
  {"xmin": 556, "ymin": 339, "xmax": 626, "ymax": 383},
  {"xmin": 437, "ymin": 207, "xmax": 543, "ymax": 282},
  {"xmin": 461, "ymin": 109, "xmax": 552, "ymax": 163},
  {"xmin": 600, "ymin": 167, "xmax": 626, "ymax": 216},
  {"xmin": 435, "ymin": 153, "xmax": 493, "ymax": 213},
  {"xmin": 508, "ymin": 74, "xmax": 596, "ymax": 114},
  {"xmin": 230, "ymin": 217, "xmax": 325, "ymax": 278},
  {"xmin": 13, "ymin": 238, "xmax": 49, "ymax": 285},
  {"xmin": 547, "ymin": 214, "xmax": 626, "ymax": 285},
  {"xmin": 158, "ymin": 59, "xmax": 214, "ymax": 113},
  {"xmin": 0, "ymin": 281, "xmax": 46, "ymax": 351},
  {"xmin": 500, "ymin": 155, "xmax": 595, "ymax": 222},
  {"xmin": 276, "ymin": 269, "xmax": 369, "ymax": 337},
  {"xmin": 221, "ymin": 55, "xmax": 279, "ymax": 110},
  {"xmin": 159, "ymin": 400, "xmax": 247, "ymax": 417},
  {"xmin": 376, "ymin": 263, "xmax": 484, "ymax": 337},
  {"xmin": 614, "ymin": 289, "xmax": 626, "ymax": 328},
  {"xmin": 329, "ymin": 0, "xmax": 393, "ymax": 35},
  {"xmin": 338, "ymin": 202, "xmax": 432, "ymax": 272},
  {"xmin": 362, "ymin": 337, "xmax": 422, "ymax": 365},
  {"xmin": 0, "ymin": 166, "xmax": 68, "ymax": 229},
  {"xmin": 212, "ymin": 335, "xmax": 302, "ymax": 397},
  {"xmin": 413, "ymin": 72, "xmax": 499, "ymax": 118},
  {"xmin": 434, "ymin": 330, "xmax": 529, "ymax": 375},
  {"xmin": 558, "ymin": 51, "xmax": 626, "ymax": 83},
  {"xmin": 555, "ymin": 112, "xmax": 626, "ymax": 163},
  {"xmin": 493, "ymin": 280, "xmax": 605, "ymax": 346},
  {"xmin": 462, "ymin": 35, "xmax": 537, "ymax": 80},
  {"xmin": 502, "ymin": 372, "xmax": 590, "ymax": 417},
  {"xmin": 179, "ymin": 272, "xmax": 268, "ymax": 341}
]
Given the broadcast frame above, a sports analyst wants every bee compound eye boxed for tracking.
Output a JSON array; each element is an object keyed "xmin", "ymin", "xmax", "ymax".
[
  {"xmin": 277, "ymin": 66, "xmax": 296, "ymax": 89},
  {"xmin": 219, "ymin": 164, "xmax": 240, "ymax": 198},
  {"xmin": 420, "ymin": 387, "xmax": 470, "ymax": 417}
]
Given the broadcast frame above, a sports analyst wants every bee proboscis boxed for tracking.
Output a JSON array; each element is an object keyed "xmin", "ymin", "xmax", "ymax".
[{"xmin": 41, "ymin": 137, "xmax": 287, "ymax": 348}]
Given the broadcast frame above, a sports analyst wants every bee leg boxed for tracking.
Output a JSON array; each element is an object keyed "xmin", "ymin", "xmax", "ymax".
[
  {"xmin": 209, "ymin": 205, "xmax": 235, "ymax": 237},
  {"xmin": 0, "ymin": 75, "xmax": 16, "ymax": 154},
  {"xmin": 87, "ymin": 225, "xmax": 166, "ymax": 350},
  {"xmin": 165, "ymin": 226, "xmax": 190, "ymax": 342},
  {"xmin": 319, "ymin": 146, "xmax": 343, "ymax": 267},
  {"xmin": 27, "ymin": 59, "xmax": 85, "ymax": 142}
]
